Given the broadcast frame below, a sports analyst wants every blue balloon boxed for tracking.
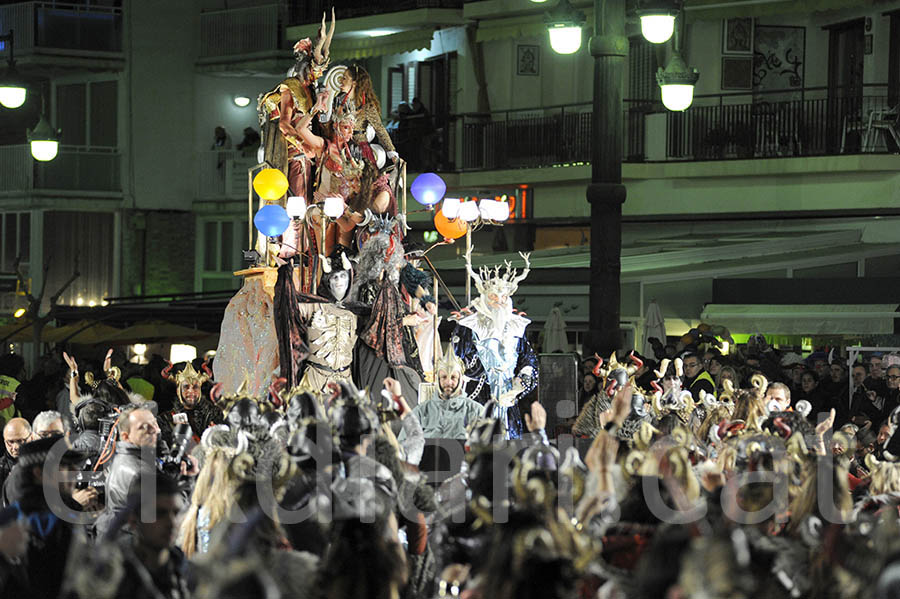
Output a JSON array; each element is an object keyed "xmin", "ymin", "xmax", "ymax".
[
  {"xmin": 254, "ymin": 204, "xmax": 291, "ymax": 237},
  {"xmin": 410, "ymin": 172, "xmax": 446, "ymax": 206}
]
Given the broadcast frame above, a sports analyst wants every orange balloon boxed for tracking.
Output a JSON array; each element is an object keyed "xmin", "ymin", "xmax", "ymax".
[{"xmin": 434, "ymin": 210, "xmax": 468, "ymax": 240}]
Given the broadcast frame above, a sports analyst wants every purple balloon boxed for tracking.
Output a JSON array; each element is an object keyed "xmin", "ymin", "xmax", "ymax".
[{"xmin": 411, "ymin": 172, "xmax": 446, "ymax": 206}]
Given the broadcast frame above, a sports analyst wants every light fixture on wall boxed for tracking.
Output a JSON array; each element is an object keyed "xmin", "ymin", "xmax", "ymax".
[
  {"xmin": 545, "ymin": 0, "xmax": 586, "ymax": 55},
  {"xmin": 233, "ymin": 95, "xmax": 251, "ymax": 107},
  {"xmin": 635, "ymin": 0, "xmax": 681, "ymax": 44},
  {"xmin": 0, "ymin": 29, "xmax": 26, "ymax": 109}
]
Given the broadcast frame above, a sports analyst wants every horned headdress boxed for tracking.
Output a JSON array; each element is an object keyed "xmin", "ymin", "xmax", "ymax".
[{"xmin": 465, "ymin": 245, "xmax": 531, "ymax": 299}]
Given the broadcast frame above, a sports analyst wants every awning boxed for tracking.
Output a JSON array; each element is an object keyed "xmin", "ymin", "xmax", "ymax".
[
  {"xmin": 105, "ymin": 321, "xmax": 212, "ymax": 346},
  {"xmin": 700, "ymin": 304, "xmax": 900, "ymax": 336},
  {"xmin": 330, "ymin": 28, "xmax": 436, "ymax": 60},
  {"xmin": 684, "ymin": 0, "xmax": 881, "ymax": 21}
]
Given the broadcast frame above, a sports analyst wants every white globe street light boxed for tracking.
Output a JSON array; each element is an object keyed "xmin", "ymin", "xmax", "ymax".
[
  {"xmin": 545, "ymin": 0, "xmax": 586, "ymax": 55},
  {"xmin": 28, "ymin": 114, "xmax": 60, "ymax": 161},
  {"xmin": 640, "ymin": 14, "xmax": 676, "ymax": 44},
  {"xmin": 0, "ymin": 30, "xmax": 26, "ymax": 109},
  {"xmin": 549, "ymin": 25, "xmax": 583, "ymax": 54},
  {"xmin": 0, "ymin": 84, "xmax": 26, "ymax": 109},
  {"xmin": 656, "ymin": 52, "xmax": 699, "ymax": 111}
]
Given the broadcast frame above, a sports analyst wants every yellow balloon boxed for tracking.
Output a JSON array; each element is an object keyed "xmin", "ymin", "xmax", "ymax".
[{"xmin": 253, "ymin": 168, "xmax": 289, "ymax": 200}]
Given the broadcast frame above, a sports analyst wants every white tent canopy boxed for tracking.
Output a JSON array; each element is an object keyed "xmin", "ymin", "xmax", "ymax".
[{"xmin": 700, "ymin": 304, "xmax": 900, "ymax": 336}]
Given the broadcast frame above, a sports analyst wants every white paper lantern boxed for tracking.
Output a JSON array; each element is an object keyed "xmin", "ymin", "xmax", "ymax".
[
  {"xmin": 479, "ymin": 199, "xmax": 496, "ymax": 221},
  {"xmin": 323, "ymin": 195, "xmax": 345, "ymax": 218},
  {"xmin": 286, "ymin": 196, "xmax": 307, "ymax": 219},
  {"xmin": 459, "ymin": 201, "xmax": 480, "ymax": 222},
  {"xmin": 492, "ymin": 201, "xmax": 510, "ymax": 222},
  {"xmin": 441, "ymin": 197, "xmax": 461, "ymax": 219}
]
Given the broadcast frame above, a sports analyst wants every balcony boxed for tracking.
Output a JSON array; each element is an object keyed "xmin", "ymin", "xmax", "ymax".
[
  {"xmin": 665, "ymin": 85, "xmax": 898, "ymax": 161},
  {"xmin": 0, "ymin": 2, "xmax": 123, "ymax": 67},
  {"xmin": 453, "ymin": 85, "xmax": 899, "ymax": 172},
  {"xmin": 199, "ymin": 4, "xmax": 291, "ymax": 65},
  {"xmin": 287, "ymin": 0, "xmax": 465, "ymax": 25},
  {"xmin": 196, "ymin": 150, "xmax": 259, "ymax": 200},
  {"xmin": 457, "ymin": 101, "xmax": 647, "ymax": 172},
  {"xmin": 0, "ymin": 145, "xmax": 121, "ymax": 195}
]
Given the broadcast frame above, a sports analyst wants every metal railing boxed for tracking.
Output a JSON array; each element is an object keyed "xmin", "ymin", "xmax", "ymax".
[
  {"xmin": 666, "ymin": 85, "xmax": 898, "ymax": 160},
  {"xmin": 199, "ymin": 3, "xmax": 288, "ymax": 59},
  {"xmin": 197, "ymin": 150, "xmax": 259, "ymax": 198},
  {"xmin": 288, "ymin": 0, "xmax": 464, "ymax": 26},
  {"xmin": 454, "ymin": 86, "xmax": 898, "ymax": 171},
  {"xmin": 0, "ymin": 145, "xmax": 33, "ymax": 191},
  {"xmin": 0, "ymin": 145, "xmax": 121, "ymax": 193},
  {"xmin": 457, "ymin": 100, "xmax": 650, "ymax": 171},
  {"xmin": 0, "ymin": 2, "xmax": 122, "ymax": 54}
]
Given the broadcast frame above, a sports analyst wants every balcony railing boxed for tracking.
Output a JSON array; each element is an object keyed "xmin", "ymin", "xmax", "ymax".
[
  {"xmin": 197, "ymin": 150, "xmax": 259, "ymax": 199},
  {"xmin": 0, "ymin": 145, "xmax": 121, "ymax": 193},
  {"xmin": 666, "ymin": 85, "xmax": 897, "ymax": 160},
  {"xmin": 288, "ymin": 0, "xmax": 464, "ymax": 26},
  {"xmin": 199, "ymin": 3, "xmax": 289, "ymax": 59},
  {"xmin": 458, "ymin": 101, "xmax": 648, "ymax": 171},
  {"xmin": 0, "ymin": 2, "xmax": 122, "ymax": 55},
  {"xmin": 454, "ymin": 85, "xmax": 899, "ymax": 171}
]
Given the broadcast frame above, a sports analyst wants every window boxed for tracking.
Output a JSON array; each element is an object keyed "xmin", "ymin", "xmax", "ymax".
[
  {"xmin": 55, "ymin": 80, "xmax": 118, "ymax": 147},
  {"xmin": 407, "ymin": 64, "xmax": 416, "ymax": 104},
  {"xmin": 628, "ymin": 37, "xmax": 659, "ymax": 102},
  {"xmin": 198, "ymin": 218, "xmax": 243, "ymax": 292},
  {"xmin": 1, "ymin": 212, "xmax": 30, "ymax": 273},
  {"xmin": 42, "ymin": 211, "xmax": 113, "ymax": 306},
  {"xmin": 889, "ymin": 11, "xmax": 900, "ymax": 106},
  {"xmin": 388, "ymin": 67, "xmax": 405, "ymax": 114}
]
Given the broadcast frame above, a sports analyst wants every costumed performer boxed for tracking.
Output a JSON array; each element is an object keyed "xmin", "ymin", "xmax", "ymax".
[
  {"xmin": 399, "ymin": 252, "xmax": 441, "ymax": 381},
  {"xmin": 295, "ymin": 249, "xmax": 358, "ymax": 394},
  {"xmin": 452, "ymin": 247, "xmax": 538, "ymax": 439},
  {"xmin": 160, "ymin": 361, "xmax": 224, "ymax": 442},
  {"xmin": 257, "ymin": 12, "xmax": 334, "ymax": 265},
  {"xmin": 401, "ymin": 345, "xmax": 484, "ymax": 441},
  {"xmin": 349, "ymin": 216, "xmax": 422, "ymax": 408}
]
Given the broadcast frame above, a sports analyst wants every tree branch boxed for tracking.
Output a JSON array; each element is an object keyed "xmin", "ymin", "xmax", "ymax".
[
  {"xmin": 36, "ymin": 251, "xmax": 52, "ymax": 303},
  {"xmin": 49, "ymin": 255, "xmax": 80, "ymax": 308},
  {"xmin": 12, "ymin": 256, "xmax": 37, "ymax": 306}
]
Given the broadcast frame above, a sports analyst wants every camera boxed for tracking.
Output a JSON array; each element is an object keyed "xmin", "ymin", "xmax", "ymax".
[
  {"xmin": 75, "ymin": 461, "xmax": 107, "ymax": 500},
  {"xmin": 159, "ymin": 423, "xmax": 193, "ymax": 477}
]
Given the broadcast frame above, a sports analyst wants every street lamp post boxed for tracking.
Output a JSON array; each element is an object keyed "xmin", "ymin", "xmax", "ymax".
[
  {"xmin": 545, "ymin": 0, "xmax": 696, "ymax": 356},
  {"xmin": 586, "ymin": 0, "xmax": 627, "ymax": 357}
]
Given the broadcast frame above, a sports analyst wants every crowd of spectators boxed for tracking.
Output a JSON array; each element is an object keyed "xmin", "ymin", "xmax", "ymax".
[{"xmin": 1, "ymin": 336, "xmax": 900, "ymax": 598}]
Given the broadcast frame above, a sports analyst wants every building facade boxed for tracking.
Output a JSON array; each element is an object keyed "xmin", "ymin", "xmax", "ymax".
[{"xmin": 2, "ymin": 0, "xmax": 899, "ymax": 352}]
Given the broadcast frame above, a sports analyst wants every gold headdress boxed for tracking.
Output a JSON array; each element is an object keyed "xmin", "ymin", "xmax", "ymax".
[
  {"xmin": 83, "ymin": 367, "xmax": 121, "ymax": 390},
  {"xmin": 175, "ymin": 361, "xmax": 210, "ymax": 388}
]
